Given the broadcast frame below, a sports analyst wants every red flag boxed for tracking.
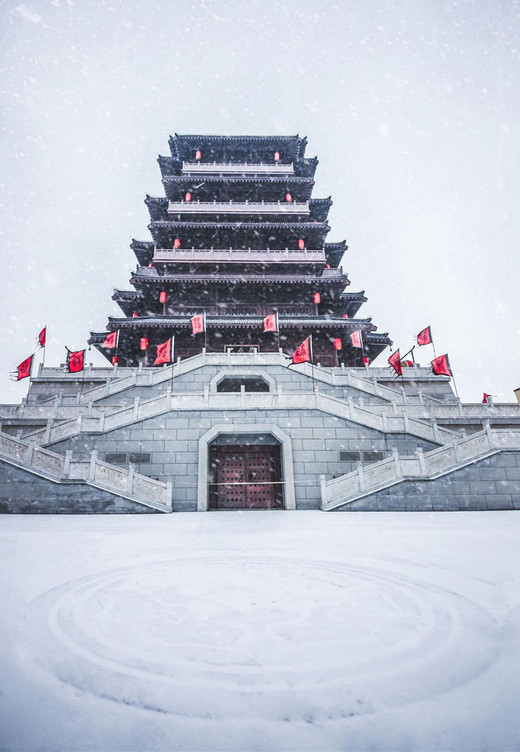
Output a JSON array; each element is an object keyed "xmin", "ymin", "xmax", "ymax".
[
  {"xmin": 416, "ymin": 326, "xmax": 432, "ymax": 346},
  {"xmin": 67, "ymin": 349, "xmax": 85, "ymax": 374},
  {"xmin": 431, "ymin": 354, "xmax": 452, "ymax": 377},
  {"xmin": 191, "ymin": 313, "xmax": 206, "ymax": 335},
  {"xmin": 263, "ymin": 313, "xmax": 278, "ymax": 333},
  {"xmin": 154, "ymin": 337, "xmax": 174, "ymax": 365},
  {"xmin": 102, "ymin": 331, "xmax": 118, "ymax": 348},
  {"xmin": 350, "ymin": 330, "xmax": 362, "ymax": 348},
  {"xmin": 388, "ymin": 349, "xmax": 402, "ymax": 376},
  {"xmin": 482, "ymin": 393, "xmax": 492, "ymax": 404},
  {"xmin": 292, "ymin": 336, "xmax": 312, "ymax": 364},
  {"xmin": 13, "ymin": 354, "xmax": 34, "ymax": 381},
  {"xmin": 38, "ymin": 327, "xmax": 46, "ymax": 348}
]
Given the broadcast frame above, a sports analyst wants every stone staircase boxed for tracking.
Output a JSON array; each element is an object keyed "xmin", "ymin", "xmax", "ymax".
[
  {"xmin": 0, "ymin": 432, "xmax": 172, "ymax": 513},
  {"xmin": 21, "ymin": 389, "xmax": 461, "ymax": 448},
  {"xmin": 77, "ymin": 352, "xmax": 407, "ymax": 405},
  {"xmin": 320, "ymin": 427, "xmax": 520, "ymax": 511}
]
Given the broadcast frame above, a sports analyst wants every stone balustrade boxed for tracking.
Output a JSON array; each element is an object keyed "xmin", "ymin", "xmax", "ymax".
[
  {"xmin": 0, "ymin": 431, "xmax": 171, "ymax": 512},
  {"xmin": 182, "ymin": 161, "xmax": 294, "ymax": 174},
  {"xmin": 321, "ymin": 428, "xmax": 520, "ymax": 511},
  {"xmin": 167, "ymin": 200, "xmax": 309, "ymax": 214}
]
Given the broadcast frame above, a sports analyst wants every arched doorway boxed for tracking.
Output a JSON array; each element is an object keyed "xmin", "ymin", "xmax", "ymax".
[
  {"xmin": 209, "ymin": 441, "xmax": 283, "ymax": 510},
  {"xmin": 197, "ymin": 424, "xmax": 296, "ymax": 511}
]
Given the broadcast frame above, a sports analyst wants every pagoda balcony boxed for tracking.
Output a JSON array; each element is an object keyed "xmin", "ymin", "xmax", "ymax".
[
  {"xmin": 182, "ymin": 161, "xmax": 294, "ymax": 175},
  {"xmin": 167, "ymin": 200, "xmax": 309, "ymax": 215},
  {"xmin": 153, "ymin": 247, "xmax": 326, "ymax": 263}
]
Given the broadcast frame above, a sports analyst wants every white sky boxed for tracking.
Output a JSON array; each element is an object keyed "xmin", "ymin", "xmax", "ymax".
[{"xmin": 1, "ymin": 0, "xmax": 519, "ymax": 402}]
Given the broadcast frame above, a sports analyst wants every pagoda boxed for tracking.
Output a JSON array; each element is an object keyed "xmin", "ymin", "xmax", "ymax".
[{"xmin": 89, "ymin": 134, "xmax": 391, "ymax": 366}]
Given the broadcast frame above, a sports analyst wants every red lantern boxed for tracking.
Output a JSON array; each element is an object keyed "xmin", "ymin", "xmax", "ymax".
[
  {"xmin": 112, "ymin": 356, "xmax": 118, "ymax": 366},
  {"xmin": 342, "ymin": 313, "xmax": 349, "ymax": 319},
  {"xmin": 132, "ymin": 312, "xmax": 138, "ymax": 318},
  {"xmin": 285, "ymin": 193, "xmax": 292, "ymax": 203},
  {"xmin": 274, "ymin": 151, "xmax": 280, "ymax": 162},
  {"xmin": 313, "ymin": 292, "xmax": 321, "ymax": 304},
  {"xmin": 185, "ymin": 192, "xmax": 192, "ymax": 202},
  {"xmin": 334, "ymin": 338, "xmax": 342, "ymax": 351},
  {"xmin": 298, "ymin": 238, "xmax": 305, "ymax": 250},
  {"xmin": 140, "ymin": 337, "xmax": 149, "ymax": 351},
  {"xmin": 326, "ymin": 264, "xmax": 330, "ymax": 269},
  {"xmin": 363, "ymin": 356, "xmax": 370, "ymax": 365},
  {"xmin": 195, "ymin": 150, "xmax": 201, "ymax": 161},
  {"xmin": 159, "ymin": 291, "xmax": 167, "ymax": 304},
  {"xmin": 174, "ymin": 238, "xmax": 181, "ymax": 248},
  {"xmin": 148, "ymin": 263, "xmax": 154, "ymax": 268}
]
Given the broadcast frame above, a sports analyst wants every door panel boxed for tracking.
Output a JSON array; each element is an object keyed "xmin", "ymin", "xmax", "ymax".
[{"xmin": 209, "ymin": 445, "xmax": 283, "ymax": 510}]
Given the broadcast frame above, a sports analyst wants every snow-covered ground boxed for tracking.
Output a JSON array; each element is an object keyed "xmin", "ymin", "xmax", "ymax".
[{"xmin": 0, "ymin": 511, "xmax": 519, "ymax": 752}]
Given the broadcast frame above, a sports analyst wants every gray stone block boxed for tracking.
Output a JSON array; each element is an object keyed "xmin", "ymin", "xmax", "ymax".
[
  {"xmin": 485, "ymin": 494, "xmax": 513, "ymax": 510},
  {"xmin": 468, "ymin": 480, "xmax": 496, "ymax": 495}
]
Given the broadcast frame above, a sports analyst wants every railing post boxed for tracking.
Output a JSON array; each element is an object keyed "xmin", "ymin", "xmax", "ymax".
[
  {"xmin": 432, "ymin": 419, "xmax": 441, "ymax": 443},
  {"xmin": 204, "ymin": 387, "xmax": 209, "ymax": 406},
  {"xmin": 319, "ymin": 474, "xmax": 327, "ymax": 509},
  {"xmin": 416, "ymin": 447, "xmax": 426, "ymax": 475},
  {"xmin": 166, "ymin": 478, "xmax": 173, "ymax": 511},
  {"xmin": 392, "ymin": 447, "xmax": 402, "ymax": 478},
  {"xmin": 133, "ymin": 396, "xmax": 140, "ymax": 419},
  {"xmin": 127, "ymin": 463, "xmax": 135, "ymax": 494},
  {"xmin": 89, "ymin": 450, "xmax": 98, "ymax": 481},
  {"xmin": 453, "ymin": 438, "xmax": 460, "ymax": 463},
  {"xmin": 240, "ymin": 384, "xmax": 246, "ymax": 408},
  {"xmin": 44, "ymin": 419, "xmax": 52, "ymax": 444},
  {"xmin": 63, "ymin": 449, "xmax": 72, "ymax": 477},
  {"xmin": 347, "ymin": 396, "xmax": 354, "ymax": 418},
  {"xmin": 99, "ymin": 413, "xmax": 105, "ymax": 432},
  {"xmin": 403, "ymin": 413, "xmax": 410, "ymax": 433},
  {"xmin": 26, "ymin": 440, "xmax": 35, "ymax": 466},
  {"xmin": 357, "ymin": 462, "xmax": 365, "ymax": 491},
  {"xmin": 484, "ymin": 421, "xmax": 493, "ymax": 447},
  {"xmin": 382, "ymin": 411, "xmax": 389, "ymax": 432}
]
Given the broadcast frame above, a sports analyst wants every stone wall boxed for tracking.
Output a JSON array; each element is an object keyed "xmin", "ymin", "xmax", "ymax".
[
  {"xmin": 341, "ymin": 451, "xmax": 520, "ymax": 511},
  {"xmin": 50, "ymin": 406, "xmax": 436, "ymax": 512},
  {"xmin": 0, "ymin": 462, "xmax": 156, "ymax": 514}
]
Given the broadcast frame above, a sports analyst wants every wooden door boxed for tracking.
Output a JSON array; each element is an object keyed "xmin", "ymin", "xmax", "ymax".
[{"xmin": 209, "ymin": 445, "xmax": 282, "ymax": 510}]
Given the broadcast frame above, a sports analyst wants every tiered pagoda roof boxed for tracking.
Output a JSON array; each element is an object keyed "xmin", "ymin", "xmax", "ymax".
[{"xmin": 90, "ymin": 134, "xmax": 391, "ymax": 367}]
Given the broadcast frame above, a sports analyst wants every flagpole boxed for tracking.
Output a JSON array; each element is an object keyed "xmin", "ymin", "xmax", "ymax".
[
  {"xmin": 360, "ymin": 331, "xmax": 366, "ymax": 369},
  {"xmin": 276, "ymin": 313, "xmax": 280, "ymax": 351},
  {"xmin": 42, "ymin": 325, "xmax": 47, "ymax": 368}
]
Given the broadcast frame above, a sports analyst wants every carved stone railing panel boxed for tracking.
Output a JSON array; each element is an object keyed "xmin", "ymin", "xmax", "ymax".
[
  {"xmin": 32, "ymin": 448, "xmax": 64, "ymax": 475},
  {"xmin": 68, "ymin": 462, "xmax": 89, "ymax": 479},
  {"xmin": 0, "ymin": 434, "xmax": 28, "ymax": 463},
  {"xmin": 94, "ymin": 463, "xmax": 128, "ymax": 492}
]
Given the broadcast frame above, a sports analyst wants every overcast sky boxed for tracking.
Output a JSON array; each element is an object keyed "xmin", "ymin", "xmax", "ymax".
[{"xmin": 1, "ymin": 0, "xmax": 519, "ymax": 403}]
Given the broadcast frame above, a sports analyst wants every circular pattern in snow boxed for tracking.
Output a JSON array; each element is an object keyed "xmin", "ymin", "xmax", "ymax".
[{"xmin": 25, "ymin": 555, "xmax": 498, "ymax": 720}]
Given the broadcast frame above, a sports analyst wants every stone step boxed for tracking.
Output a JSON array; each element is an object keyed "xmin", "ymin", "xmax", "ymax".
[
  {"xmin": 78, "ymin": 353, "xmax": 406, "ymax": 405},
  {"xmin": 0, "ymin": 432, "xmax": 172, "ymax": 513},
  {"xmin": 321, "ymin": 428, "xmax": 520, "ymax": 511},
  {"xmin": 24, "ymin": 389, "xmax": 459, "ymax": 449}
]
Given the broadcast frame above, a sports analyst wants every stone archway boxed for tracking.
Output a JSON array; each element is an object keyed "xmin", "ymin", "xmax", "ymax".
[{"xmin": 197, "ymin": 424, "xmax": 295, "ymax": 511}]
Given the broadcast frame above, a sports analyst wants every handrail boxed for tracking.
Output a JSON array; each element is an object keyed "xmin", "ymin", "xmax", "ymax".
[
  {"xmin": 0, "ymin": 431, "xmax": 171, "ymax": 512},
  {"xmin": 167, "ymin": 200, "xmax": 309, "ymax": 214},
  {"xmin": 321, "ymin": 428, "xmax": 520, "ymax": 511},
  {"xmin": 182, "ymin": 161, "xmax": 294, "ymax": 174}
]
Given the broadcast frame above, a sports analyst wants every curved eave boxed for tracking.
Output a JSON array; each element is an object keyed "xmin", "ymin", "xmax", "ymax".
[
  {"xmin": 169, "ymin": 133, "xmax": 308, "ymax": 160},
  {"xmin": 130, "ymin": 239, "xmax": 154, "ymax": 265},
  {"xmin": 149, "ymin": 220, "xmax": 330, "ymax": 230},
  {"xmin": 130, "ymin": 272, "xmax": 349, "ymax": 286}
]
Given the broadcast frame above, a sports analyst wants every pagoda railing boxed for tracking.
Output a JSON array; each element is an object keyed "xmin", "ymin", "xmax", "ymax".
[
  {"xmin": 182, "ymin": 161, "xmax": 294, "ymax": 175},
  {"xmin": 167, "ymin": 200, "xmax": 309, "ymax": 214},
  {"xmin": 153, "ymin": 248, "xmax": 326, "ymax": 263}
]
